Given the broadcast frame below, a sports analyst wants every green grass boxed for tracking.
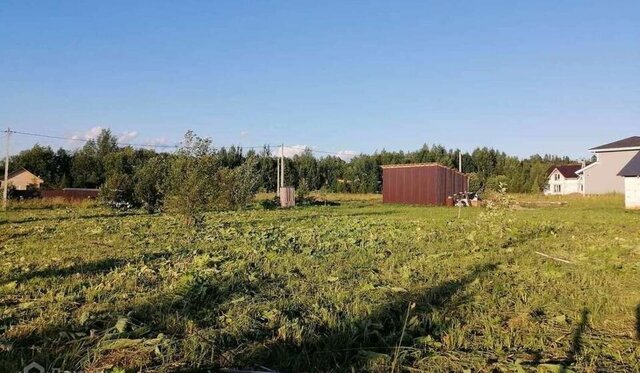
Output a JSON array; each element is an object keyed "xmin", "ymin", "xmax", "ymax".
[{"xmin": 0, "ymin": 194, "xmax": 639, "ymax": 372}]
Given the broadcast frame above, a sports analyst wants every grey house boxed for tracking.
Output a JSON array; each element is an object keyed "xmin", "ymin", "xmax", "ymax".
[
  {"xmin": 576, "ymin": 136, "xmax": 640, "ymax": 195},
  {"xmin": 618, "ymin": 152, "xmax": 640, "ymax": 209}
]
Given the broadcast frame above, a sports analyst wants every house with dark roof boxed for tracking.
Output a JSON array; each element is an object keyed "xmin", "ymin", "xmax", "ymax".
[
  {"xmin": 618, "ymin": 152, "xmax": 640, "ymax": 209},
  {"xmin": 544, "ymin": 164, "xmax": 583, "ymax": 195},
  {"xmin": 576, "ymin": 136, "xmax": 640, "ymax": 195},
  {"xmin": 0, "ymin": 168, "xmax": 44, "ymax": 190}
]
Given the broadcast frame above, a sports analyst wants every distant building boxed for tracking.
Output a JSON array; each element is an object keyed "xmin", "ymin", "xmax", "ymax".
[
  {"xmin": 1, "ymin": 168, "xmax": 44, "ymax": 190},
  {"xmin": 618, "ymin": 152, "xmax": 640, "ymax": 209},
  {"xmin": 544, "ymin": 165, "xmax": 582, "ymax": 195},
  {"xmin": 576, "ymin": 136, "xmax": 640, "ymax": 195}
]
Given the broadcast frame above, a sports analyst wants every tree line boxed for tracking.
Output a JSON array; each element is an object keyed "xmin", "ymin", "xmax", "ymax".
[{"xmin": 9, "ymin": 129, "xmax": 578, "ymax": 200}]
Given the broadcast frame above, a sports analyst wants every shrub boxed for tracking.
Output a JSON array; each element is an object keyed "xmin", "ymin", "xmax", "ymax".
[
  {"xmin": 100, "ymin": 172, "xmax": 136, "ymax": 208},
  {"xmin": 296, "ymin": 178, "xmax": 310, "ymax": 201},
  {"xmin": 134, "ymin": 156, "xmax": 168, "ymax": 213},
  {"xmin": 260, "ymin": 197, "xmax": 279, "ymax": 210},
  {"xmin": 165, "ymin": 131, "xmax": 220, "ymax": 226},
  {"xmin": 211, "ymin": 156, "xmax": 260, "ymax": 210},
  {"xmin": 7, "ymin": 184, "xmax": 41, "ymax": 200},
  {"xmin": 467, "ymin": 172, "xmax": 483, "ymax": 193},
  {"xmin": 485, "ymin": 175, "xmax": 509, "ymax": 192},
  {"xmin": 227, "ymin": 156, "xmax": 260, "ymax": 209}
]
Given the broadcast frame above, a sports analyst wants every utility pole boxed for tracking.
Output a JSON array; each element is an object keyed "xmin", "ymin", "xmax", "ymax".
[
  {"xmin": 276, "ymin": 153, "xmax": 281, "ymax": 197},
  {"xmin": 3, "ymin": 128, "xmax": 10, "ymax": 210},
  {"xmin": 459, "ymin": 151, "xmax": 469, "ymax": 193},
  {"xmin": 280, "ymin": 144, "xmax": 285, "ymax": 189}
]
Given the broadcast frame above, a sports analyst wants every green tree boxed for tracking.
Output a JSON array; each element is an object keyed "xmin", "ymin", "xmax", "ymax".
[
  {"xmin": 344, "ymin": 155, "xmax": 379, "ymax": 193},
  {"xmin": 54, "ymin": 148, "xmax": 73, "ymax": 187},
  {"xmin": 471, "ymin": 147, "xmax": 497, "ymax": 179},
  {"xmin": 318, "ymin": 156, "xmax": 345, "ymax": 191},
  {"xmin": 96, "ymin": 129, "xmax": 119, "ymax": 160},
  {"xmin": 294, "ymin": 148, "xmax": 319, "ymax": 190},
  {"xmin": 166, "ymin": 131, "xmax": 220, "ymax": 226},
  {"xmin": 72, "ymin": 140, "xmax": 101, "ymax": 188},
  {"xmin": 296, "ymin": 177, "xmax": 310, "ymax": 201},
  {"xmin": 71, "ymin": 129, "xmax": 120, "ymax": 188},
  {"xmin": 100, "ymin": 147, "xmax": 138, "ymax": 206},
  {"xmin": 227, "ymin": 155, "xmax": 260, "ymax": 209},
  {"xmin": 467, "ymin": 172, "xmax": 483, "ymax": 193},
  {"xmin": 134, "ymin": 156, "xmax": 168, "ymax": 213},
  {"xmin": 10, "ymin": 144, "xmax": 56, "ymax": 187},
  {"xmin": 485, "ymin": 175, "xmax": 509, "ymax": 191},
  {"xmin": 100, "ymin": 173, "xmax": 135, "ymax": 207},
  {"xmin": 256, "ymin": 146, "xmax": 277, "ymax": 192}
]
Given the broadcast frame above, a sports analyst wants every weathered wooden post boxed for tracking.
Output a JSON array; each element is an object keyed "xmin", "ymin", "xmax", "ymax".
[{"xmin": 280, "ymin": 187, "xmax": 295, "ymax": 208}]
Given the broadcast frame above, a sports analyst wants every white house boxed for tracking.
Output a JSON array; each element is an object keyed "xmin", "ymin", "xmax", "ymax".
[
  {"xmin": 618, "ymin": 152, "xmax": 640, "ymax": 209},
  {"xmin": 576, "ymin": 136, "xmax": 640, "ymax": 195},
  {"xmin": 545, "ymin": 165, "xmax": 583, "ymax": 195}
]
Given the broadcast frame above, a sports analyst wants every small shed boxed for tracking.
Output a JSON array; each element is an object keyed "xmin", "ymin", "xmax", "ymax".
[
  {"xmin": 618, "ymin": 152, "xmax": 640, "ymax": 209},
  {"xmin": 382, "ymin": 163, "xmax": 468, "ymax": 206}
]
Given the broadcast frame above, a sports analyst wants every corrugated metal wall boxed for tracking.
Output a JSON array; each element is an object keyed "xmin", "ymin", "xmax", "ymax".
[
  {"xmin": 41, "ymin": 189, "xmax": 99, "ymax": 200},
  {"xmin": 382, "ymin": 164, "xmax": 468, "ymax": 205}
]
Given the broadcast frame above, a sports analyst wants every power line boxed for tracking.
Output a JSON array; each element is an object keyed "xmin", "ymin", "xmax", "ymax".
[
  {"xmin": 7, "ymin": 129, "xmax": 180, "ymax": 149},
  {"xmin": 3, "ymin": 129, "xmax": 356, "ymax": 158},
  {"xmin": 309, "ymin": 149, "xmax": 350, "ymax": 156},
  {"xmin": 282, "ymin": 145, "xmax": 355, "ymax": 157},
  {"xmin": 3, "ymin": 127, "xmax": 10, "ymax": 210},
  {"xmin": 5, "ymin": 129, "xmax": 273, "ymax": 151}
]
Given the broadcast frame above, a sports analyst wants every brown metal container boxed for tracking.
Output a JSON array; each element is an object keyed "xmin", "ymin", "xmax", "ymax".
[
  {"xmin": 381, "ymin": 163, "xmax": 467, "ymax": 206},
  {"xmin": 41, "ymin": 188, "xmax": 99, "ymax": 201}
]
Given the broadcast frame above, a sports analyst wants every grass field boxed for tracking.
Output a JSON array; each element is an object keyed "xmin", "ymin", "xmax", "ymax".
[{"xmin": 1, "ymin": 194, "xmax": 639, "ymax": 372}]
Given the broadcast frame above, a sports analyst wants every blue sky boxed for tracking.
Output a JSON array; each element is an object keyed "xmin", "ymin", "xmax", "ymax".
[{"xmin": 1, "ymin": 1, "xmax": 638, "ymax": 159}]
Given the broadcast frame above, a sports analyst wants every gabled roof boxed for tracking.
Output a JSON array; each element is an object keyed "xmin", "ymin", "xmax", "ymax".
[
  {"xmin": 5, "ymin": 168, "xmax": 43, "ymax": 181},
  {"xmin": 618, "ymin": 152, "xmax": 640, "ymax": 177},
  {"xmin": 7, "ymin": 168, "xmax": 31, "ymax": 179},
  {"xmin": 548, "ymin": 164, "xmax": 581, "ymax": 179},
  {"xmin": 575, "ymin": 162, "xmax": 598, "ymax": 174},
  {"xmin": 590, "ymin": 136, "xmax": 640, "ymax": 152}
]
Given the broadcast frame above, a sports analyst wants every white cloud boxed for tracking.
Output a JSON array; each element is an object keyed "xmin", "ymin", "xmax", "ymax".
[
  {"xmin": 335, "ymin": 150, "xmax": 357, "ymax": 161},
  {"xmin": 71, "ymin": 126, "xmax": 103, "ymax": 141},
  {"xmin": 117, "ymin": 131, "xmax": 138, "ymax": 143},
  {"xmin": 239, "ymin": 130, "xmax": 249, "ymax": 138},
  {"xmin": 68, "ymin": 127, "xmax": 151, "ymax": 148},
  {"xmin": 276, "ymin": 146, "xmax": 357, "ymax": 161},
  {"xmin": 280, "ymin": 145, "xmax": 307, "ymax": 158}
]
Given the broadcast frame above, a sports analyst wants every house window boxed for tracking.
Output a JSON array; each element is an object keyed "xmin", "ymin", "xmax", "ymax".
[
  {"xmin": 554, "ymin": 173, "xmax": 560, "ymax": 181},
  {"xmin": 554, "ymin": 185, "xmax": 561, "ymax": 193}
]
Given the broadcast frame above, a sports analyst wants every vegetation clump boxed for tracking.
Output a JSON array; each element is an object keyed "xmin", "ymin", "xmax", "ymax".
[
  {"xmin": 0, "ymin": 194, "xmax": 638, "ymax": 372},
  {"xmin": 10, "ymin": 128, "xmax": 584, "ymax": 199}
]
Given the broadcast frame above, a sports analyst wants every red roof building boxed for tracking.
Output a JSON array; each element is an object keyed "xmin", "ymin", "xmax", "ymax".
[
  {"xmin": 545, "ymin": 164, "xmax": 583, "ymax": 195},
  {"xmin": 546, "ymin": 165, "xmax": 582, "ymax": 179}
]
